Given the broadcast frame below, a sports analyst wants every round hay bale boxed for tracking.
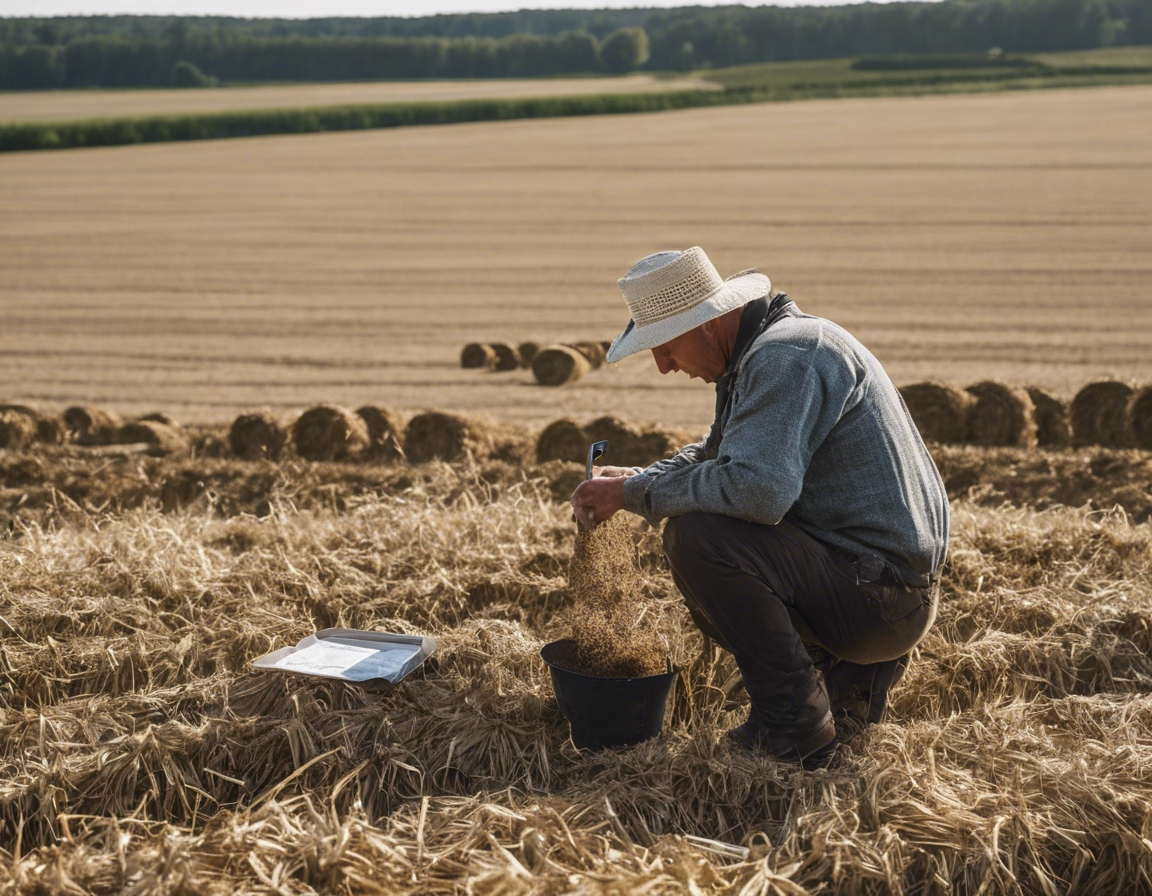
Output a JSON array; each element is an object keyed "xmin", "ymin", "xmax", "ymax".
[
  {"xmin": 229, "ymin": 411, "xmax": 287, "ymax": 461},
  {"xmin": 404, "ymin": 411, "xmax": 488, "ymax": 464},
  {"xmin": 517, "ymin": 341, "xmax": 540, "ymax": 368},
  {"xmin": 532, "ymin": 345, "xmax": 591, "ymax": 387},
  {"xmin": 898, "ymin": 382, "xmax": 974, "ymax": 444},
  {"xmin": 461, "ymin": 343, "xmax": 497, "ymax": 370},
  {"xmin": 584, "ymin": 415, "xmax": 676, "ymax": 467},
  {"xmin": 63, "ymin": 406, "xmax": 124, "ymax": 446},
  {"xmin": 0, "ymin": 410, "xmax": 39, "ymax": 451},
  {"xmin": 536, "ymin": 418, "xmax": 587, "ymax": 464},
  {"xmin": 964, "ymin": 381, "xmax": 1037, "ymax": 447},
  {"xmin": 599, "ymin": 340, "xmax": 613, "ymax": 356},
  {"xmin": 292, "ymin": 405, "xmax": 370, "ymax": 462},
  {"xmin": 489, "ymin": 342, "xmax": 521, "ymax": 372},
  {"xmin": 139, "ymin": 411, "xmax": 181, "ymax": 429},
  {"xmin": 35, "ymin": 415, "xmax": 66, "ymax": 445},
  {"xmin": 1127, "ymin": 385, "xmax": 1152, "ymax": 451},
  {"xmin": 534, "ymin": 459, "xmax": 587, "ymax": 503},
  {"xmin": 0, "ymin": 404, "xmax": 63, "ymax": 446},
  {"xmin": 488, "ymin": 425, "xmax": 534, "ymax": 466},
  {"xmin": 1025, "ymin": 387, "xmax": 1071, "ymax": 448},
  {"xmin": 160, "ymin": 470, "xmax": 207, "ymax": 514},
  {"xmin": 567, "ymin": 341, "xmax": 607, "ymax": 370},
  {"xmin": 1071, "ymin": 380, "xmax": 1134, "ymax": 448},
  {"xmin": 356, "ymin": 405, "xmax": 405, "ymax": 461},
  {"xmin": 116, "ymin": 421, "xmax": 189, "ymax": 457}
]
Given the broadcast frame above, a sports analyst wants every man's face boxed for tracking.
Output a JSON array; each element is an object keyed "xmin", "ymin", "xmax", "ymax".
[{"xmin": 650, "ymin": 323, "xmax": 726, "ymax": 384}]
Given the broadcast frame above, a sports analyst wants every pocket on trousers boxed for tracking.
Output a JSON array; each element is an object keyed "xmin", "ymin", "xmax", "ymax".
[{"xmin": 874, "ymin": 583, "xmax": 931, "ymax": 626}]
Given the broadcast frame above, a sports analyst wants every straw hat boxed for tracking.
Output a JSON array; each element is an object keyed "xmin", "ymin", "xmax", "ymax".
[{"xmin": 605, "ymin": 247, "xmax": 771, "ymax": 363}]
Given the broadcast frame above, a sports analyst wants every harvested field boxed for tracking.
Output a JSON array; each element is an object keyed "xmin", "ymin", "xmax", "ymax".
[
  {"xmin": 1, "ymin": 436, "xmax": 1151, "ymax": 892},
  {"xmin": 1, "ymin": 85, "xmax": 1150, "ymax": 429},
  {"xmin": 0, "ymin": 75, "xmax": 718, "ymax": 124}
]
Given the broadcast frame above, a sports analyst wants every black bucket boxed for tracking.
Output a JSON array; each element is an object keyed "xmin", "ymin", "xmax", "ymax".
[{"xmin": 541, "ymin": 639, "xmax": 678, "ymax": 751}]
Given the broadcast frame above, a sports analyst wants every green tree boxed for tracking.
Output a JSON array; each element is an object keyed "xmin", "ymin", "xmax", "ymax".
[
  {"xmin": 598, "ymin": 27, "xmax": 649, "ymax": 73},
  {"xmin": 171, "ymin": 59, "xmax": 212, "ymax": 87}
]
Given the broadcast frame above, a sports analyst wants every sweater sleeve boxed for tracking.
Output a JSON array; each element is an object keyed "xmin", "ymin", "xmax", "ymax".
[
  {"xmin": 622, "ymin": 436, "xmax": 709, "ymax": 517},
  {"xmin": 624, "ymin": 339, "xmax": 852, "ymax": 526}
]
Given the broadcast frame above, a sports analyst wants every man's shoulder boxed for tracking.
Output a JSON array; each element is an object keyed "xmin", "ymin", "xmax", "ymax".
[{"xmin": 742, "ymin": 313, "xmax": 836, "ymax": 371}]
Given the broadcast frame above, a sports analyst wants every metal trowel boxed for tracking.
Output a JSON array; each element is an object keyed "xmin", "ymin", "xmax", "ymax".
[{"xmin": 586, "ymin": 439, "xmax": 608, "ymax": 480}]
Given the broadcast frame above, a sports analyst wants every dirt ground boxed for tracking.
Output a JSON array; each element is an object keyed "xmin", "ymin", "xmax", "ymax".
[
  {"xmin": 0, "ymin": 75, "xmax": 717, "ymax": 123},
  {"xmin": 2, "ymin": 85, "xmax": 1150, "ymax": 428}
]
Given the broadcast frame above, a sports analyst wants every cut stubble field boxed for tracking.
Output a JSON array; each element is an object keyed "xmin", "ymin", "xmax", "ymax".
[{"xmin": 1, "ymin": 85, "xmax": 1151, "ymax": 429}]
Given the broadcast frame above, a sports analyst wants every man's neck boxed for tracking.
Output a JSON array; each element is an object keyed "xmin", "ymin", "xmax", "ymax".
[{"xmin": 715, "ymin": 306, "xmax": 746, "ymax": 370}]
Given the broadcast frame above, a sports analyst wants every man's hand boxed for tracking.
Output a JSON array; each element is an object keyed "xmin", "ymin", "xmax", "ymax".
[{"xmin": 571, "ymin": 476, "xmax": 628, "ymax": 530}]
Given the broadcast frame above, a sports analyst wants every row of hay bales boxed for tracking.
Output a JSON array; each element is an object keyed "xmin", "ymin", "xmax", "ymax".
[
  {"xmin": 0, "ymin": 404, "xmax": 189, "ymax": 455},
  {"xmin": 900, "ymin": 380, "xmax": 1152, "ymax": 449},
  {"xmin": 230, "ymin": 405, "xmax": 530, "ymax": 465},
  {"xmin": 461, "ymin": 340, "xmax": 613, "ymax": 386}
]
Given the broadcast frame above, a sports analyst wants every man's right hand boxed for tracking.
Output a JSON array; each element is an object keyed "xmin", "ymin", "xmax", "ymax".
[{"xmin": 572, "ymin": 476, "xmax": 628, "ymax": 529}]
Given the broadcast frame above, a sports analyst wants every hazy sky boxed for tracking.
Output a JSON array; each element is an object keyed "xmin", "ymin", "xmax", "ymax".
[{"xmin": 2, "ymin": 0, "xmax": 899, "ymax": 18}]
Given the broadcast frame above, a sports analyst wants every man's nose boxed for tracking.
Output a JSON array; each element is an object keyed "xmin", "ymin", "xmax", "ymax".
[{"xmin": 654, "ymin": 353, "xmax": 675, "ymax": 375}]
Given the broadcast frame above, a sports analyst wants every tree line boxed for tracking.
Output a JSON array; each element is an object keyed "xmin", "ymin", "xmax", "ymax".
[
  {"xmin": 0, "ymin": 29, "xmax": 650, "ymax": 89},
  {"xmin": 0, "ymin": 0, "xmax": 1148, "ymax": 90}
]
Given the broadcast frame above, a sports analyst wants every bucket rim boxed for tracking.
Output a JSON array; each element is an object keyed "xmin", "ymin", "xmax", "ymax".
[{"xmin": 540, "ymin": 638, "xmax": 676, "ymax": 683}]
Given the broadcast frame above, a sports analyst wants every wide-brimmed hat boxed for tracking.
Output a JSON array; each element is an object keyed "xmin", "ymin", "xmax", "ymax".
[{"xmin": 605, "ymin": 247, "xmax": 771, "ymax": 363}]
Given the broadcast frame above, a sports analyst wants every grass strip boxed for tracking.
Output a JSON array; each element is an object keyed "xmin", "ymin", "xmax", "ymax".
[
  {"xmin": 0, "ymin": 90, "xmax": 728, "ymax": 152},
  {"xmin": 3, "ymin": 65, "xmax": 1151, "ymax": 153}
]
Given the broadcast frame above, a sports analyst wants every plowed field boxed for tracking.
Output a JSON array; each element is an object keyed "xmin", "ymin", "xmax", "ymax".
[{"xmin": 1, "ymin": 85, "xmax": 1150, "ymax": 429}]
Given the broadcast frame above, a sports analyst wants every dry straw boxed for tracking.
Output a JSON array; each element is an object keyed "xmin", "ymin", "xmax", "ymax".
[
  {"xmin": 1025, "ymin": 386, "xmax": 1071, "ymax": 448},
  {"xmin": 460, "ymin": 342, "xmax": 497, "ymax": 370},
  {"xmin": 229, "ymin": 410, "xmax": 288, "ymax": 461},
  {"xmin": 563, "ymin": 515, "xmax": 665, "ymax": 678},
  {"xmin": 292, "ymin": 404, "xmax": 370, "ymax": 462},
  {"xmin": 964, "ymin": 381, "xmax": 1037, "ymax": 447},
  {"xmin": 1071, "ymin": 380, "xmax": 1134, "ymax": 447},
  {"xmin": 1, "ymin": 449, "xmax": 1152, "ymax": 893},
  {"xmin": 532, "ymin": 346, "xmax": 591, "ymax": 387},
  {"xmin": 63, "ymin": 405, "xmax": 123, "ymax": 445},
  {"xmin": 899, "ymin": 381, "xmax": 974, "ymax": 444},
  {"xmin": 1127, "ymin": 385, "xmax": 1152, "ymax": 451}
]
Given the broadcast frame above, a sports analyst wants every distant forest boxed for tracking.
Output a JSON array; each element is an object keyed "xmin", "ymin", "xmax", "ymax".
[{"xmin": 1, "ymin": 0, "xmax": 1149, "ymax": 89}]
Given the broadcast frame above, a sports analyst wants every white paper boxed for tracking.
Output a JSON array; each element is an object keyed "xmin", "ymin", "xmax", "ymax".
[{"xmin": 274, "ymin": 641, "xmax": 379, "ymax": 676}]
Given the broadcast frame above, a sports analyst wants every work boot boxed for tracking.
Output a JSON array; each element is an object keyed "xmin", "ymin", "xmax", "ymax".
[
  {"xmin": 727, "ymin": 712, "xmax": 837, "ymax": 769},
  {"xmin": 823, "ymin": 654, "xmax": 910, "ymax": 730}
]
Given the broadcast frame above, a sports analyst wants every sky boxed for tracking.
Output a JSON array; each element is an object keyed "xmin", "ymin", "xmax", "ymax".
[{"xmin": 1, "ymin": 0, "xmax": 898, "ymax": 18}]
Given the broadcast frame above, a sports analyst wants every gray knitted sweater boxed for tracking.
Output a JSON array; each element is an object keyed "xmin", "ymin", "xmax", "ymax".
[{"xmin": 622, "ymin": 305, "xmax": 949, "ymax": 586}]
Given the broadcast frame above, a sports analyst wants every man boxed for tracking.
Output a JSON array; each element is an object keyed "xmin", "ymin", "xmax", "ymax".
[{"xmin": 572, "ymin": 247, "xmax": 948, "ymax": 768}]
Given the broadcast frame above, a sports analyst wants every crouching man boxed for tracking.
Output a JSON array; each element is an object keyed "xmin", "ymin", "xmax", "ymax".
[{"xmin": 572, "ymin": 247, "xmax": 949, "ymax": 768}]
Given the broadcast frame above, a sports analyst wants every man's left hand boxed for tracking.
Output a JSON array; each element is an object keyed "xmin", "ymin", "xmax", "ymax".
[{"xmin": 571, "ymin": 476, "xmax": 627, "ymax": 530}]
